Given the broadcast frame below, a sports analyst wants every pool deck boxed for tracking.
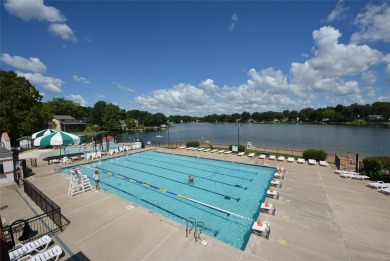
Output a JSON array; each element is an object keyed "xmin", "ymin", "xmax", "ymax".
[{"xmin": 1, "ymin": 147, "xmax": 389, "ymax": 260}]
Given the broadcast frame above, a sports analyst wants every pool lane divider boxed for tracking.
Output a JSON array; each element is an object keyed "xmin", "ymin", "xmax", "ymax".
[
  {"xmin": 79, "ymin": 165, "xmax": 253, "ymax": 221},
  {"xmin": 108, "ymin": 163, "xmax": 241, "ymax": 201},
  {"xmin": 124, "ymin": 158, "xmax": 248, "ymax": 190},
  {"xmin": 133, "ymin": 155, "xmax": 253, "ymax": 182},
  {"xmin": 148, "ymin": 152, "xmax": 259, "ymax": 174}
]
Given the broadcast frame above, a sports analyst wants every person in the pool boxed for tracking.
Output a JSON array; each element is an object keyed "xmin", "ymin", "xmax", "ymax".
[{"xmin": 188, "ymin": 175, "xmax": 194, "ymax": 184}]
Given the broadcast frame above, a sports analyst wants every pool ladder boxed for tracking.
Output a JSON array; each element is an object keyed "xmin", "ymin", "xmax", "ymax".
[{"xmin": 186, "ymin": 217, "xmax": 204, "ymax": 243}]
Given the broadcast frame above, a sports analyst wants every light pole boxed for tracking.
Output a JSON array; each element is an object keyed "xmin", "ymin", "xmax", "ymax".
[
  {"xmin": 167, "ymin": 122, "xmax": 170, "ymax": 148},
  {"xmin": 235, "ymin": 119, "xmax": 241, "ymax": 146}
]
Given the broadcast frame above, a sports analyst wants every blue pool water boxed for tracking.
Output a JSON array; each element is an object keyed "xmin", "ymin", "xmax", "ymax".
[{"xmin": 63, "ymin": 150, "xmax": 275, "ymax": 250}]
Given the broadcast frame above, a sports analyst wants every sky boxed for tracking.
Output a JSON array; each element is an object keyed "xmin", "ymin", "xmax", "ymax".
[{"xmin": 1, "ymin": 0, "xmax": 389, "ymax": 117}]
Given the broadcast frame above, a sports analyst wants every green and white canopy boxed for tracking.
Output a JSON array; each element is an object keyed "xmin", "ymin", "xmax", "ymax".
[
  {"xmin": 31, "ymin": 129, "xmax": 57, "ymax": 139},
  {"xmin": 33, "ymin": 131, "xmax": 80, "ymax": 147}
]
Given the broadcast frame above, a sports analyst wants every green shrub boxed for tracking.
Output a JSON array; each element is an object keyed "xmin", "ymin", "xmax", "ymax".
[
  {"xmin": 186, "ymin": 140, "xmax": 200, "ymax": 147},
  {"xmin": 362, "ymin": 156, "xmax": 390, "ymax": 182},
  {"xmin": 302, "ymin": 149, "xmax": 327, "ymax": 161},
  {"xmin": 229, "ymin": 144, "xmax": 246, "ymax": 153}
]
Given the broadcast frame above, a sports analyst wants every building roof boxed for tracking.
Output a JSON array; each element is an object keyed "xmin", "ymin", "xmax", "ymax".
[
  {"xmin": 53, "ymin": 115, "xmax": 87, "ymax": 125},
  {"xmin": 1, "ymin": 132, "xmax": 10, "ymax": 141}
]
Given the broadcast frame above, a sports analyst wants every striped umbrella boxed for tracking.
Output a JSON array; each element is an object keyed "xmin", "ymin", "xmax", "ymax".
[
  {"xmin": 31, "ymin": 129, "xmax": 57, "ymax": 139},
  {"xmin": 33, "ymin": 131, "xmax": 80, "ymax": 147}
]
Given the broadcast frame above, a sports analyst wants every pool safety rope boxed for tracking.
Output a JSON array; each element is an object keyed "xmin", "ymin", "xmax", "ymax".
[{"xmin": 80, "ymin": 165, "xmax": 253, "ymax": 221}]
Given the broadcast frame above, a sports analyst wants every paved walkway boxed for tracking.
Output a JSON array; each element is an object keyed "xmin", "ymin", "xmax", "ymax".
[{"xmin": 1, "ymin": 147, "xmax": 389, "ymax": 260}]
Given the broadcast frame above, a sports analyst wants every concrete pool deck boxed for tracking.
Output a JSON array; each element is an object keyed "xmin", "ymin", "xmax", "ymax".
[{"xmin": 1, "ymin": 147, "xmax": 389, "ymax": 260}]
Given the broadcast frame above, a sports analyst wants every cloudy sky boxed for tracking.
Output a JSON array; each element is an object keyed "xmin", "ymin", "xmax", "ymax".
[{"xmin": 1, "ymin": 0, "xmax": 389, "ymax": 116}]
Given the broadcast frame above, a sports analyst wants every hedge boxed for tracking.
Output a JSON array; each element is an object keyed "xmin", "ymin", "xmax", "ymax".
[
  {"xmin": 186, "ymin": 140, "xmax": 200, "ymax": 148},
  {"xmin": 362, "ymin": 156, "xmax": 390, "ymax": 182},
  {"xmin": 302, "ymin": 149, "xmax": 327, "ymax": 161}
]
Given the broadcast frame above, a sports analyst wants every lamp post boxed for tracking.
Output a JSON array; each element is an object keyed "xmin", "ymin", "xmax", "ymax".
[
  {"xmin": 235, "ymin": 119, "xmax": 242, "ymax": 146},
  {"xmin": 167, "ymin": 122, "xmax": 170, "ymax": 148}
]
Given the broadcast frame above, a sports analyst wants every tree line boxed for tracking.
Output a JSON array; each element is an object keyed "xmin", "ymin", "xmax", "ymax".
[{"xmin": 1, "ymin": 69, "xmax": 389, "ymax": 145}]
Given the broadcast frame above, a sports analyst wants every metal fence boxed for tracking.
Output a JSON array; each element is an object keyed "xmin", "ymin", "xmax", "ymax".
[
  {"xmin": 23, "ymin": 179, "xmax": 64, "ymax": 229},
  {"xmin": 3, "ymin": 210, "xmax": 70, "ymax": 250}
]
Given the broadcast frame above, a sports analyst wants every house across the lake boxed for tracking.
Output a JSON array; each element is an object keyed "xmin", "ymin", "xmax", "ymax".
[{"xmin": 52, "ymin": 115, "xmax": 87, "ymax": 132}]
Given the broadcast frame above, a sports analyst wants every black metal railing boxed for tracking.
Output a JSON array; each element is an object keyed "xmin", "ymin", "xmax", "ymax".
[
  {"xmin": 23, "ymin": 179, "xmax": 63, "ymax": 229},
  {"xmin": 335, "ymin": 154, "xmax": 341, "ymax": 170},
  {"xmin": 3, "ymin": 210, "xmax": 70, "ymax": 250}
]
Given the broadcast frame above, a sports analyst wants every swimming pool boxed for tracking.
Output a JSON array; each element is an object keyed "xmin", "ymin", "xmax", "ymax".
[{"xmin": 63, "ymin": 150, "xmax": 275, "ymax": 250}]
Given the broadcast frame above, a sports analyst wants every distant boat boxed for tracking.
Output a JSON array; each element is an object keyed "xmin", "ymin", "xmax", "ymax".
[{"xmin": 156, "ymin": 129, "xmax": 163, "ymax": 138}]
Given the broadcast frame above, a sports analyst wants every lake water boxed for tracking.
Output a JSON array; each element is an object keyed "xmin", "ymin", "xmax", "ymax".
[{"xmin": 115, "ymin": 123, "xmax": 389, "ymax": 158}]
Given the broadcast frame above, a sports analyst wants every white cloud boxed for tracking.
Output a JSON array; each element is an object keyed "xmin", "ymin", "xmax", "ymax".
[
  {"xmin": 66, "ymin": 94, "xmax": 87, "ymax": 107},
  {"xmin": 73, "ymin": 75, "xmax": 90, "ymax": 84},
  {"xmin": 362, "ymin": 71, "xmax": 377, "ymax": 87},
  {"xmin": 135, "ymin": 83, "xmax": 212, "ymax": 115},
  {"xmin": 323, "ymin": 0, "xmax": 348, "ymax": 23},
  {"xmin": 96, "ymin": 93, "xmax": 107, "ymax": 99},
  {"xmin": 4, "ymin": 0, "xmax": 77, "ymax": 42},
  {"xmin": 247, "ymin": 67, "xmax": 289, "ymax": 94},
  {"xmin": 1, "ymin": 53, "xmax": 47, "ymax": 73},
  {"xmin": 351, "ymin": 2, "xmax": 390, "ymax": 43},
  {"xmin": 4, "ymin": 0, "xmax": 65, "ymax": 22},
  {"xmin": 16, "ymin": 71, "xmax": 63, "ymax": 93},
  {"xmin": 334, "ymin": 80, "xmax": 360, "ymax": 95},
  {"xmin": 229, "ymin": 14, "xmax": 238, "ymax": 31},
  {"xmin": 290, "ymin": 26, "xmax": 383, "ymax": 98},
  {"xmin": 113, "ymin": 82, "xmax": 135, "ymax": 93},
  {"xmin": 48, "ymin": 23, "xmax": 77, "ymax": 42},
  {"xmin": 200, "ymin": 79, "xmax": 219, "ymax": 92}
]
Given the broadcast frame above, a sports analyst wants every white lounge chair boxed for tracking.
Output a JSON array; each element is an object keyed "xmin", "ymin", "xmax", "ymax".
[
  {"xmin": 60, "ymin": 157, "xmax": 72, "ymax": 165},
  {"xmin": 23, "ymin": 245, "xmax": 62, "ymax": 261},
  {"xmin": 203, "ymin": 148, "xmax": 211, "ymax": 152},
  {"xmin": 109, "ymin": 150, "xmax": 114, "ymax": 156},
  {"xmin": 178, "ymin": 146, "xmax": 186, "ymax": 149},
  {"xmin": 237, "ymin": 152, "xmax": 245, "ymax": 156},
  {"xmin": 287, "ymin": 157, "xmax": 294, "ymax": 163},
  {"xmin": 269, "ymin": 155, "xmax": 276, "ymax": 160},
  {"xmin": 210, "ymin": 149, "xmax": 218, "ymax": 153},
  {"xmin": 367, "ymin": 181, "xmax": 390, "ymax": 189},
  {"xmin": 379, "ymin": 187, "xmax": 390, "ymax": 194},
  {"xmin": 340, "ymin": 172, "xmax": 369, "ymax": 180},
  {"xmin": 261, "ymin": 202, "xmax": 275, "ymax": 215},
  {"xmin": 224, "ymin": 151, "xmax": 232, "ymax": 154},
  {"xmin": 319, "ymin": 161, "xmax": 329, "ymax": 166},
  {"xmin": 267, "ymin": 189, "xmax": 279, "ymax": 199},
  {"xmin": 9, "ymin": 235, "xmax": 52, "ymax": 261},
  {"xmin": 91, "ymin": 152, "xmax": 97, "ymax": 160},
  {"xmin": 96, "ymin": 151, "xmax": 102, "ymax": 159},
  {"xmin": 277, "ymin": 156, "xmax": 285, "ymax": 161},
  {"xmin": 252, "ymin": 220, "xmax": 270, "ymax": 238},
  {"xmin": 308, "ymin": 159, "xmax": 316, "ymax": 165},
  {"xmin": 259, "ymin": 154, "xmax": 266, "ymax": 159},
  {"xmin": 248, "ymin": 153, "xmax": 255, "ymax": 157},
  {"xmin": 274, "ymin": 171, "xmax": 284, "ymax": 179},
  {"xmin": 197, "ymin": 148, "xmax": 204, "ymax": 151},
  {"xmin": 49, "ymin": 159, "xmax": 60, "ymax": 164},
  {"xmin": 297, "ymin": 158, "xmax": 305, "ymax": 164},
  {"xmin": 218, "ymin": 150, "xmax": 225, "ymax": 154},
  {"xmin": 271, "ymin": 178, "xmax": 281, "ymax": 187}
]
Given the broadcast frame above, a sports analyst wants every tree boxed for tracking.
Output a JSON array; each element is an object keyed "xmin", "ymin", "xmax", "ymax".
[
  {"xmin": 102, "ymin": 103, "xmax": 122, "ymax": 131},
  {"xmin": 90, "ymin": 101, "xmax": 107, "ymax": 126},
  {"xmin": 0, "ymin": 70, "xmax": 51, "ymax": 143},
  {"xmin": 44, "ymin": 98, "xmax": 85, "ymax": 119},
  {"xmin": 241, "ymin": 111, "xmax": 251, "ymax": 122}
]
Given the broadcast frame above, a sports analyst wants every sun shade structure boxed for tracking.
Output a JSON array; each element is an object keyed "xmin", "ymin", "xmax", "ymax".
[
  {"xmin": 33, "ymin": 131, "xmax": 80, "ymax": 147},
  {"xmin": 31, "ymin": 129, "xmax": 57, "ymax": 139}
]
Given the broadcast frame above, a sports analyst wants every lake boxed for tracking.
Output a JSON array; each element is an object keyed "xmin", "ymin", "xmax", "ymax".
[{"xmin": 116, "ymin": 123, "xmax": 389, "ymax": 158}]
